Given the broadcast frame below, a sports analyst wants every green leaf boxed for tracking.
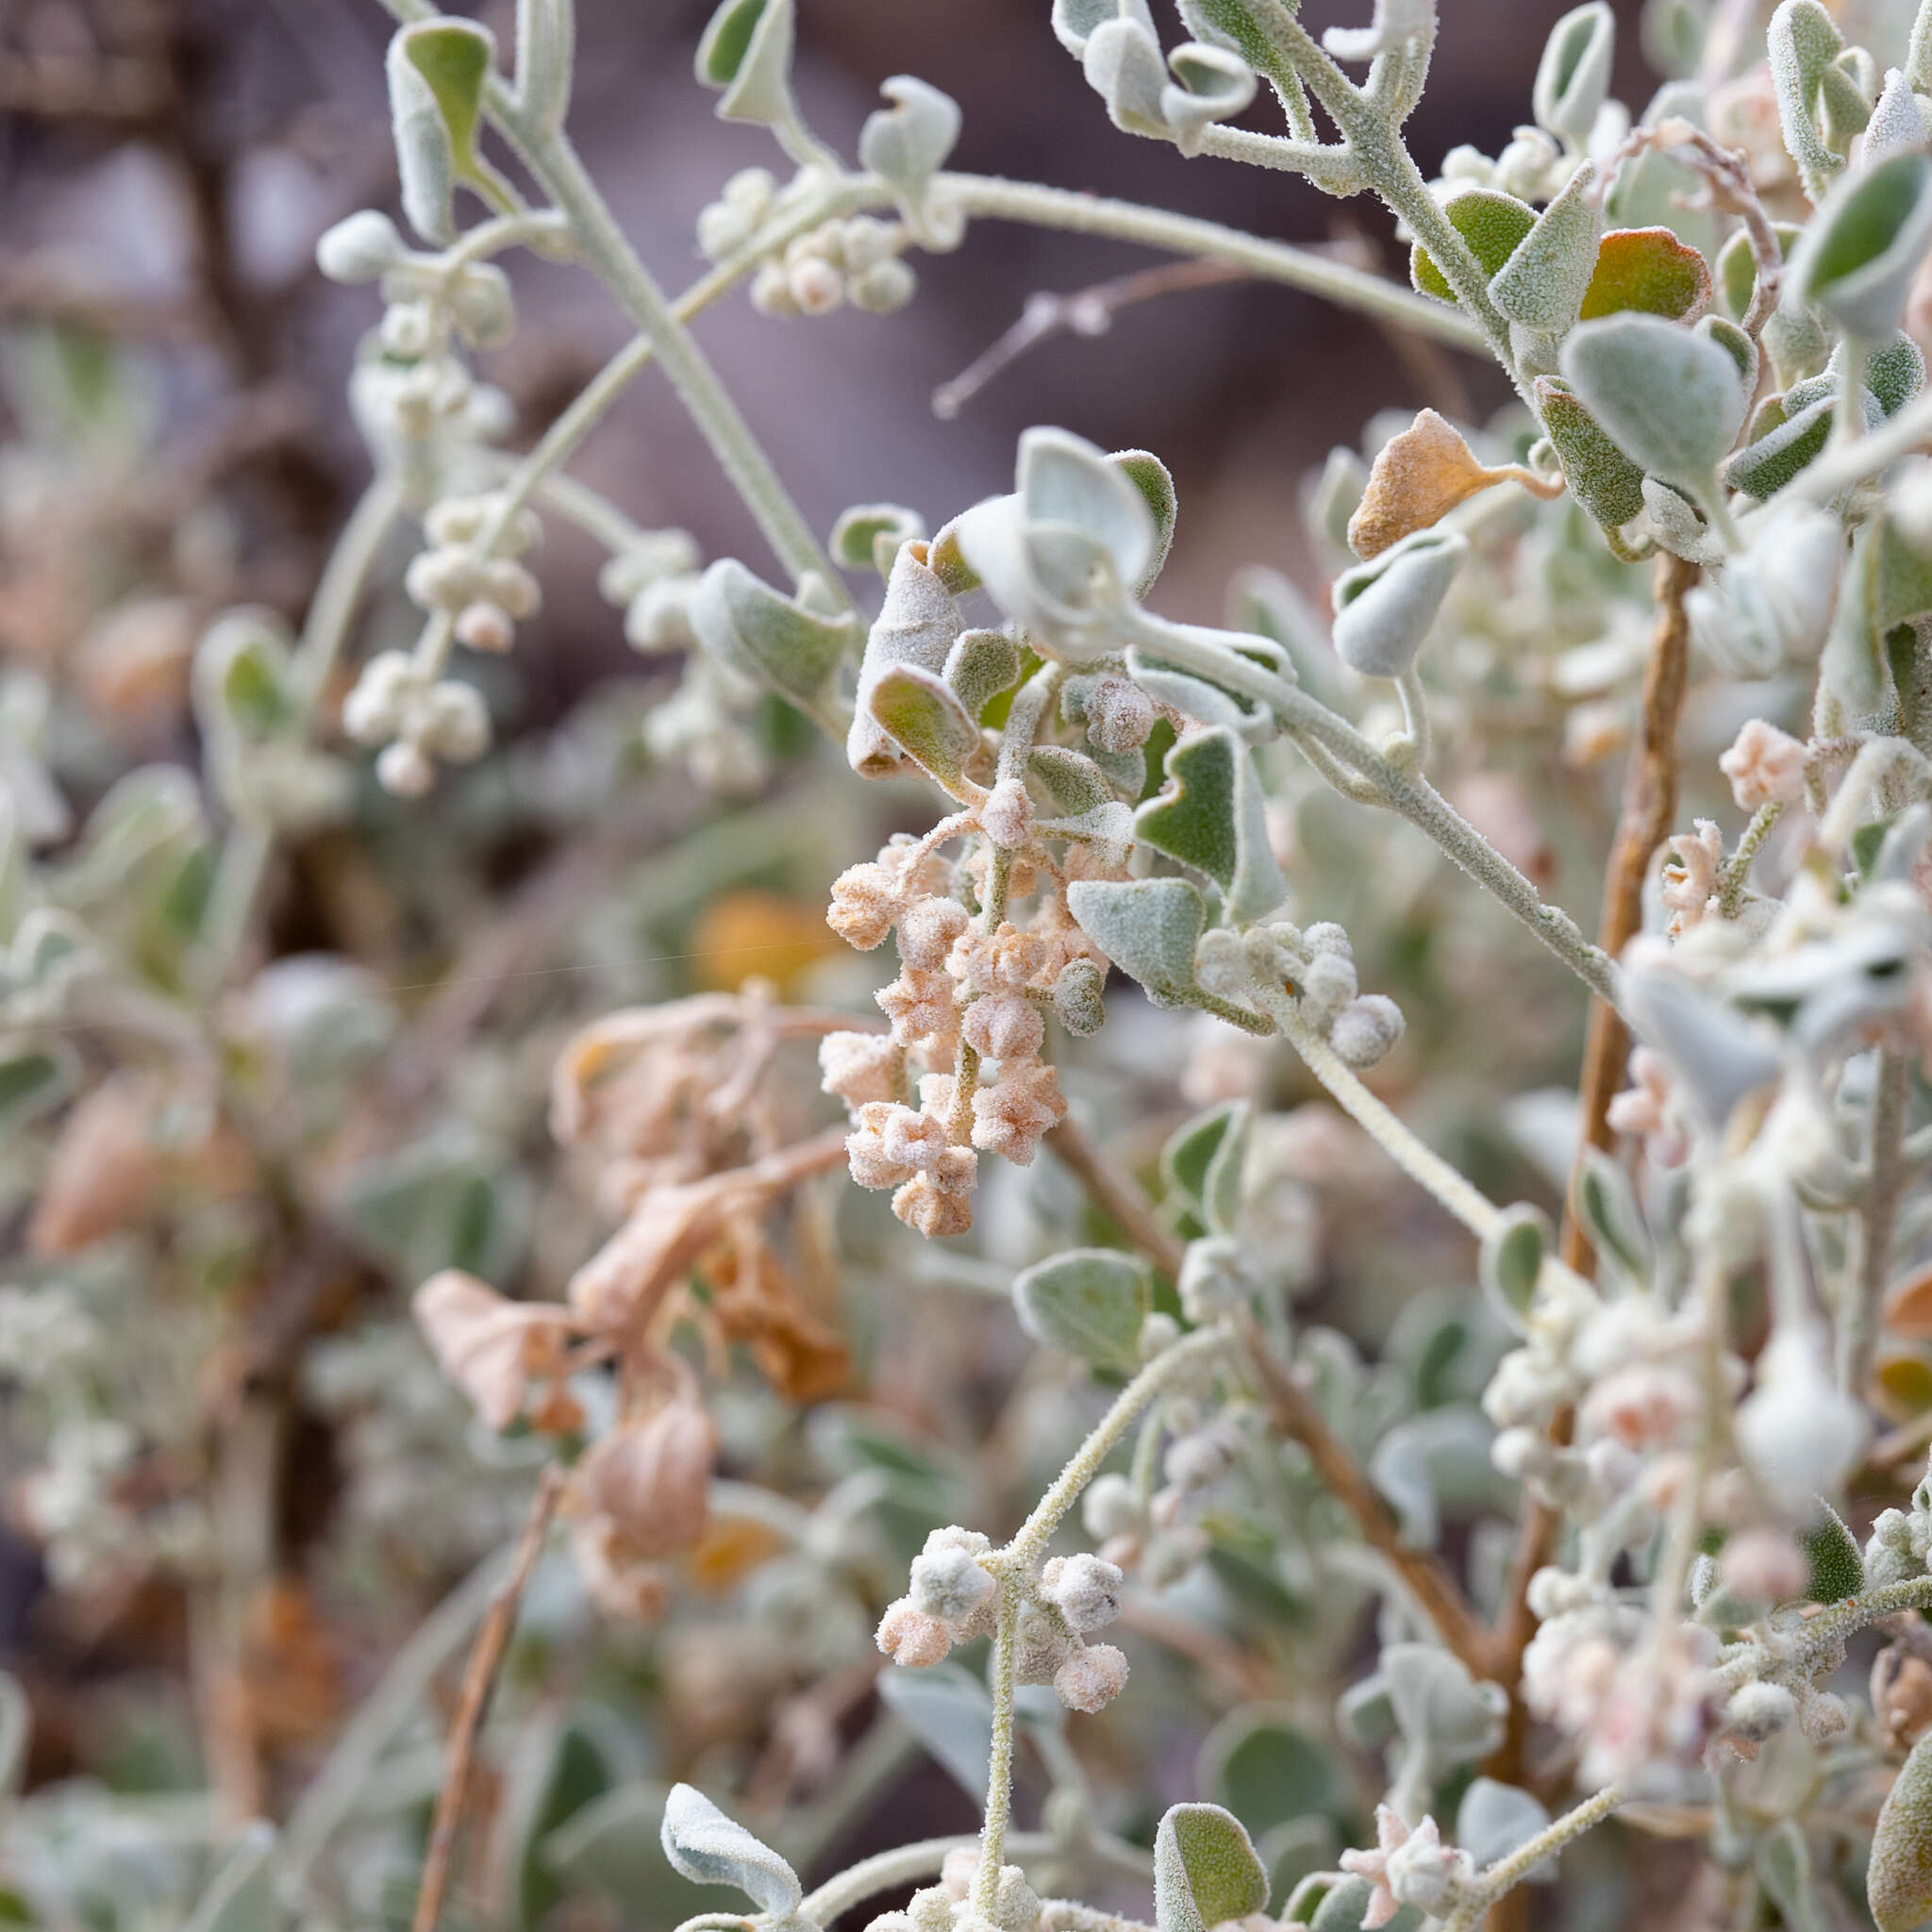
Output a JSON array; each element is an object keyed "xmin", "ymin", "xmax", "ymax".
[
  {"xmin": 858, "ymin": 75, "xmax": 961, "ymax": 236},
  {"xmin": 1769, "ymin": 0, "xmax": 1849, "ymax": 204},
  {"xmin": 866, "ymin": 664, "xmax": 979, "ymax": 791},
  {"xmin": 1380, "ymin": 1641, "xmax": 1508, "ymax": 1766},
  {"xmin": 1457, "ymin": 1779, "xmax": 1551, "ymax": 1871},
  {"xmin": 1757, "ymin": 1820, "xmax": 1824, "ymax": 1932},
  {"xmin": 1489, "ymin": 161, "xmax": 1602, "ymax": 332},
  {"xmin": 1535, "ymin": 375, "xmax": 1647, "ymax": 528},
  {"xmin": 1154, "ymin": 1802, "xmax": 1269, "ymax": 1932},
  {"xmin": 1411, "ymin": 189, "xmax": 1537, "ymax": 305},
  {"xmin": 660, "ymin": 1784, "xmax": 802, "ymax": 1921},
  {"xmin": 947, "ymin": 629, "xmax": 1024, "ymax": 720},
  {"xmin": 691, "ymin": 558, "xmax": 858, "ymax": 741},
  {"xmin": 1110, "ymin": 448, "xmax": 1178, "ymax": 595},
  {"xmin": 1575, "ymin": 1145, "xmax": 1651, "ymax": 1284},
  {"xmin": 510, "ymin": 1713, "xmax": 625, "ymax": 1929},
  {"xmin": 1305, "ymin": 1875, "xmax": 1423, "ymax": 1932},
  {"xmin": 1031, "ymin": 744, "xmax": 1112, "ymax": 815},
  {"xmin": 1724, "ymin": 391, "xmax": 1834, "ymax": 499},
  {"xmin": 386, "ymin": 21, "xmax": 496, "ymax": 244},
  {"xmin": 1067, "ymin": 876, "xmax": 1208, "ymax": 1009},
  {"xmin": 1163, "ymin": 1101, "xmax": 1251, "ymax": 1237},
  {"xmin": 1136, "ymin": 725, "xmax": 1288, "ymax": 925},
  {"xmin": 542, "ymin": 1783, "xmax": 690, "ymax": 1913},
  {"xmin": 1479, "ymin": 1203, "xmax": 1549, "ymax": 1334},
  {"xmin": 830, "ymin": 502, "xmax": 926, "ymax": 577},
  {"xmin": 1716, "ymin": 221, "xmax": 1799, "ymax": 322},
  {"xmin": 1869, "ymin": 332, "xmax": 1927, "ymax": 416},
  {"xmin": 1197, "ymin": 1709, "xmax": 1342, "ymax": 1836},
  {"xmin": 1579, "ymin": 225, "xmax": 1713, "ymax": 322},
  {"xmin": 1012, "ymin": 1247, "xmax": 1152, "ymax": 1368},
  {"xmin": 876, "ymin": 1661, "xmax": 991, "ymax": 1799},
  {"xmin": 1791, "ymin": 150, "xmax": 1932, "ymax": 341},
  {"xmin": 1330, "ymin": 530, "xmax": 1469, "ymax": 678},
  {"xmin": 1532, "ymin": 2, "xmax": 1614, "ymax": 143},
  {"xmin": 1803, "ymin": 1504, "xmax": 1865, "ymax": 1604},
  {"xmin": 1872, "ymin": 1733, "xmax": 1932, "ymax": 1932},
  {"xmin": 695, "ymin": 0, "xmax": 797, "ymax": 125},
  {"xmin": 1558, "ymin": 313, "xmax": 1747, "ymax": 502},
  {"xmin": 182, "ymin": 1823, "xmax": 280, "ymax": 1932}
]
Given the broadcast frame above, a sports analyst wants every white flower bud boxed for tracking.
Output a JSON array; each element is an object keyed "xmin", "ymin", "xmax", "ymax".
[
  {"xmin": 1039, "ymin": 1552, "xmax": 1124, "ymax": 1633},
  {"xmin": 341, "ymin": 651, "xmax": 418, "ymax": 743},
  {"xmin": 317, "ymin": 208, "xmax": 408, "ymax": 283},
  {"xmin": 446, "ymin": 262, "xmax": 515, "ymax": 348},
  {"xmin": 1329, "ymin": 992, "xmax": 1405, "ymax": 1068},
  {"xmin": 1053, "ymin": 1642, "xmax": 1129, "ymax": 1713},
  {"xmin": 376, "ymin": 738, "xmax": 437, "ymax": 797},
  {"xmin": 980, "ymin": 778, "xmax": 1034, "ymax": 850},
  {"xmin": 1178, "ymin": 1236, "xmax": 1249, "ymax": 1321},
  {"xmin": 1301, "ymin": 949, "xmax": 1357, "ymax": 1022},
  {"xmin": 483, "ymin": 558, "xmax": 541, "ymax": 619},
  {"xmin": 1082, "ymin": 1472, "xmax": 1140, "ymax": 1541},
  {"xmin": 909, "ymin": 1541, "xmax": 998, "ymax": 1626},
  {"xmin": 455, "ymin": 601, "xmax": 515, "ymax": 654},
  {"xmin": 750, "ymin": 261, "xmax": 800, "ymax": 317},
  {"xmin": 1137, "ymin": 1311, "xmax": 1181, "ymax": 1360},
  {"xmin": 419, "ymin": 680, "xmax": 491, "ymax": 762},
  {"xmin": 380, "ymin": 299, "xmax": 439, "ymax": 360},
  {"xmin": 789, "ymin": 257, "xmax": 845, "ymax": 315},
  {"xmin": 850, "ymin": 258, "xmax": 918, "ymax": 314}
]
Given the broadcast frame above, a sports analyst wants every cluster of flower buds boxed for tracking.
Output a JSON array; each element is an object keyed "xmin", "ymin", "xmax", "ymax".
[
  {"xmin": 322, "ymin": 210, "xmax": 517, "ymax": 457},
  {"xmin": 752, "ymin": 216, "xmax": 917, "ymax": 318},
  {"xmin": 408, "ymin": 493, "xmax": 543, "ymax": 651},
  {"xmin": 597, "ymin": 528, "xmax": 704, "ymax": 653},
  {"xmin": 820, "ymin": 837, "xmax": 1113, "ymax": 1235},
  {"xmin": 1341, "ymin": 1807, "xmax": 1480, "ymax": 1930},
  {"xmin": 1230, "ymin": 920, "xmax": 1406, "ymax": 1070},
  {"xmin": 875, "ymin": 1529, "xmax": 1130, "ymax": 1715},
  {"xmin": 1079, "ymin": 1408, "xmax": 1242, "ymax": 1590},
  {"xmin": 341, "ymin": 650, "xmax": 491, "ymax": 796},
  {"xmin": 864, "ymin": 1848, "xmax": 1041, "ymax": 1932}
]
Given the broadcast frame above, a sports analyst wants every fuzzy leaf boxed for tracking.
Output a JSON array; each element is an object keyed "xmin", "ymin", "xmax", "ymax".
[
  {"xmin": 695, "ymin": 0, "xmax": 796, "ymax": 125},
  {"xmin": 1031, "ymin": 744, "xmax": 1113, "ymax": 815},
  {"xmin": 1305, "ymin": 1876, "xmax": 1422, "ymax": 1932},
  {"xmin": 1380, "ymin": 1642, "xmax": 1508, "ymax": 1765},
  {"xmin": 858, "ymin": 75, "xmax": 961, "ymax": 223},
  {"xmin": 877, "ymin": 1662, "xmax": 993, "ymax": 1799},
  {"xmin": 866, "ymin": 664, "xmax": 979, "ymax": 791},
  {"xmin": 1112, "ymin": 448, "xmax": 1178, "ymax": 594},
  {"xmin": 1331, "ymin": 529, "xmax": 1469, "ymax": 677},
  {"xmin": 1791, "ymin": 150, "xmax": 1932, "ymax": 341},
  {"xmin": 1411, "ymin": 189, "xmax": 1538, "ymax": 304},
  {"xmin": 1349, "ymin": 411, "xmax": 1508, "ymax": 558},
  {"xmin": 1870, "ymin": 333, "xmax": 1927, "ymax": 416},
  {"xmin": 1716, "ymin": 222, "xmax": 1798, "ymax": 323},
  {"xmin": 849, "ymin": 542, "xmax": 962, "ymax": 771},
  {"xmin": 1579, "ymin": 225, "xmax": 1713, "ymax": 322},
  {"xmin": 1533, "ymin": 2, "xmax": 1614, "ymax": 142},
  {"xmin": 1198, "ymin": 1710, "xmax": 1342, "ymax": 1836},
  {"xmin": 1724, "ymin": 391, "xmax": 1834, "ymax": 499},
  {"xmin": 830, "ymin": 503, "xmax": 926, "ymax": 577},
  {"xmin": 387, "ymin": 21, "xmax": 496, "ymax": 243},
  {"xmin": 691, "ymin": 558, "xmax": 857, "ymax": 741},
  {"xmin": 1067, "ymin": 876, "xmax": 1208, "ymax": 1008},
  {"xmin": 1136, "ymin": 725, "xmax": 1288, "ymax": 924},
  {"xmin": 1803, "ymin": 1504, "xmax": 1865, "ymax": 1603},
  {"xmin": 660, "ymin": 1783, "xmax": 803, "ymax": 1921},
  {"xmin": 1757, "ymin": 1821, "xmax": 1824, "ymax": 1932},
  {"xmin": 1535, "ymin": 375, "xmax": 1648, "ymax": 527},
  {"xmin": 945, "ymin": 629, "xmax": 1024, "ymax": 719},
  {"xmin": 1155, "ymin": 1803, "xmax": 1270, "ymax": 1932},
  {"xmin": 1769, "ymin": 0, "xmax": 1849, "ymax": 203},
  {"xmin": 1489, "ymin": 163, "xmax": 1602, "ymax": 332},
  {"xmin": 1575, "ymin": 1145, "xmax": 1652, "ymax": 1284},
  {"xmin": 1012, "ymin": 1246, "xmax": 1152, "ymax": 1368},
  {"xmin": 1163, "ymin": 42, "xmax": 1258, "ymax": 156},
  {"xmin": 1480, "ymin": 1203, "xmax": 1549, "ymax": 1334},
  {"xmin": 1457, "ymin": 1779, "xmax": 1552, "ymax": 1872},
  {"xmin": 1559, "ymin": 313, "xmax": 1747, "ymax": 498},
  {"xmin": 1871, "ymin": 1733, "xmax": 1932, "ymax": 1932},
  {"xmin": 1163, "ymin": 1100, "xmax": 1251, "ymax": 1236}
]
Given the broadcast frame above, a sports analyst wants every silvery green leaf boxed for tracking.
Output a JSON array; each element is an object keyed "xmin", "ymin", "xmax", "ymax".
[
  {"xmin": 1024, "ymin": 428, "xmax": 1158, "ymax": 598},
  {"xmin": 1684, "ymin": 502, "xmax": 1843, "ymax": 672},
  {"xmin": 193, "ymin": 608, "xmax": 295, "ymax": 763},
  {"xmin": 1575, "ymin": 1145, "xmax": 1651, "ymax": 1283},
  {"xmin": 1698, "ymin": 313, "xmax": 1759, "ymax": 391},
  {"xmin": 1804, "ymin": 1504, "xmax": 1865, "ymax": 1603},
  {"xmin": 1866, "ymin": 67, "xmax": 1932, "ymax": 166},
  {"xmin": 1770, "ymin": 0, "xmax": 1850, "ymax": 202},
  {"xmin": 1559, "ymin": 313, "xmax": 1748, "ymax": 502},
  {"xmin": 1125, "ymin": 649, "xmax": 1268, "ymax": 739},
  {"xmin": 1490, "ymin": 162, "xmax": 1602, "ymax": 331},
  {"xmin": 182, "ymin": 1822, "xmax": 279, "ymax": 1932},
  {"xmin": 1723, "ymin": 391, "xmax": 1835, "ymax": 499},
  {"xmin": 1054, "ymin": 0, "xmax": 1156, "ymax": 58},
  {"xmin": 1163, "ymin": 42, "xmax": 1257, "ymax": 156},
  {"xmin": 1479, "ymin": 1203, "xmax": 1549, "ymax": 1334},
  {"xmin": 542, "ymin": 1782, "xmax": 690, "ymax": 1913},
  {"xmin": 1380, "ymin": 1642, "xmax": 1508, "ymax": 1766},
  {"xmin": 1012, "ymin": 1247, "xmax": 1152, "ymax": 1368},
  {"xmin": 1534, "ymin": 375, "xmax": 1647, "ymax": 529},
  {"xmin": 1257, "ymin": 1816, "xmax": 1340, "ymax": 1912},
  {"xmin": 1136, "ymin": 725, "xmax": 1288, "ymax": 925},
  {"xmin": 1790, "ymin": 149, "xmax": 1932, "ymax": 341},
  {"xmin": 1368, "ymin": 1406, "xmax": 1504, "ymax": 1548},
  {"xmin": 946, "ymin": 628, "xmax": 1023, "ymax": 717},
  {"xmin": 1197, "ymin": 1709, "xmax": 1343, "ymax": 1836},
  {"xmin": 386, "ymin": 20, "xmax": 496, "ymax": 244},
  {"xmin": 1641, "ymin": 477, "xmax": 1725, "ymax": 566},
  {"xmin": 1757, "ymin": 1822, "xmax": 1824, "ymax": 1932},
  {"xmin": 513, "ymin": 0, "xmax": 573, "ymax": 134},
  {"xmin": 695, "ymin": 0, "xmax": 796, "ymax": 126},
  {"xmin": 1084, "ymin": 14, "xmax": 1173, "ymax": 138},
  {"xmin": 690, "ymin": 558, "xmax": 858, "ymax": 744},
  {"xmin": 1868, "ymin": 330, "xmax": 1926, "ymax": 414},
  {"xmin": 1619, "ymin": 958, "xmax": 1781, "ymax": 1132},
  {"xmin": 865, "ymin": 665, "xmax": 979, "ymax": 791},
  {"xmin": 848, "ymin": 541, "xmax": 962, "ymax": 771},
  {"xmin": 859, "ymin": 76, "xmax": 963, "ymax": 238},
  {"xmin": 1162, "ymin": 1099, "xmax": 1250, "ymax": 1235},
  {"xmin": 830, "ymin": 503, "xmax": 926, "ymax": 578},
  {"xmin": 1605, "ymin": 85, "xmax": 1719, "ymax": 258},
  {"xmin": 1303, "ymin": 1874, "xmax": 1424, "ymax": 1932},
  {"xmin": 1533, "ymin": 3, "xmax": 1615, "ymax": 144},
  {"xmin": 1229, "ymin": 567, "xmax": 1341, "ymax": 703},
  {"xmin": 1155, "ymin": 1804, "xmax": 1270, "ymax": 1932},
  {"xmin": 1321, "ymin": 0, "xmax": 1430, "ymax": 64},
  {"xmin": 1305, "ymin": 446, "xmax": 1368, "ymax": 566},
  {"xmin": 1330, "ymin": 529, "xmax": 1469, "ymax": 678},
  {"xmin": 506, "ymin": 1709, "xmax": 630, "ymax": 1930},
  {"xmin": 877, "ymin": 1662, "xmax": 992, "ymax": 1799},
  {"xmin": 1031, "ymin": 744, "xmax": 1113, "ymax": 815},
  {"xmin": 1872, "ymin": 1732, "xmax": 1932, "ymax": 1932},
  {"xmin": 1112, "ymin": 448, "xmax": 1177, "ymax": 594},
  {"xmin": 660, "ymin": 1782, "xmax": 803, "ymax": 1921},
  {"xmin": 1067, "ymin": 876, "xmax": 1208, "ymax": 1008},
  {"xmin": 1457, "ymin": 1779, "xmax": 1553, "ymax": 1874}
]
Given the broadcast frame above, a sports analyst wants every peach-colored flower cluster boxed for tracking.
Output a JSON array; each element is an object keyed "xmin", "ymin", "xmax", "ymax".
[{"xmin": 820, "ymin": 833, "xmax": 1119, "ymax": 1238}]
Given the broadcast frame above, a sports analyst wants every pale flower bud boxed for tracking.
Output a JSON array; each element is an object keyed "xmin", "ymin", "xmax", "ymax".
[
  {"xmin": 1086, "ymin": 675, "xmax": 1155, "ymax": 753},
  {"xmin": 790, "ymin": 256, "xmax": 845, "ymax": 315},
  {"xmin": 316, "ymin": 208, "xmax": 408, "ymax": 283},
  {"xmin": 1039, "ymin": 1552, "xmax": 1124, "ymax": 1632},
  {"xmin": 909, "ymin": 1541, "xmax": 998, "ymax": 1626},
  {"xmin": 819, "ymin": 1030, "xmax": 902, "ymax": 1108},
  {"xmin": 575, "ymin": 1397, "xmax": 716, "ymax": 1557},
  {"xmin": 1329, "ymin": 992, "xmax": 1405, "ymax": 1069},
  {"xmin": 1053, "ymin": 1641, "xmax": 1129, "ymax": 1713},
  {"xmin": 341, "ymin": 650, "xmax": 418, "ymax": 743},
  {"xmin": 1718, "ymin": 718, "xmax": 1807, "ymax": 811},
  {"xmin": 980, "ymin": 778, "xmax": 1035, "ymax": 851},
  {"xmin": 962, "ymin": 994, "xmax": 1044, "ymax": 1061},
  {"xmin": 876, "ymin": 1596, "xmax": 954, "ymax": 1667},
  {"xmin": 828, "ymin": 862, "xmax": 902, "ymax": 949},
  {"xmin": 897, "ymin": 896, "xmax": 971, "ymax": 970},
  {"xmin": 455, "ymin": 601, "xmax": 516, "ymax": 654},
  {"xmin": 1721, "ymin": 1526, "xmax": 1808, "ymax": 1604},
  {"xmin": 376, "ymin": 739, "xmax": 437, "ymax": 798},
  {"xmin": 1082, "ymin": 1473, "xmax": 1140, "ymax": 1541},
  {"xmin": 850, "ymin": 258, "xmax": 918, "ymax": 314}
]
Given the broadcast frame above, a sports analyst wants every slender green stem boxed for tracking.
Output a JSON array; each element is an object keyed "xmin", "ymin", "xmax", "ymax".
[
  {"xmin": 1842, "ymin": 1049, "xmax": 1911, "ymax": 1394},
  {"xmin": 1441, "ymin": 1785, "xmax": 1624, "ymax": 1929},
  {"xmin": 974, "ymin": 1577, "xmax": 1025, "ymax": 1910},
  {"xmin": 1717, "ymin": 800, "xmax": 1781, "ymax": 916}
]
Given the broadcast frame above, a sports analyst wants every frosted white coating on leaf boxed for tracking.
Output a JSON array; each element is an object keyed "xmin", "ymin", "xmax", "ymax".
[
  {"xmin": 1872, "ymin": 1733, "xmax": 1932, "ymax": 1931},
  {"xmin": 1559, "ymin": 314, "xmax": 1748, "ymax": 494},
  {"xmin": 660, "ymin": 1782, "xmax": 805, "ymax": 1919}
]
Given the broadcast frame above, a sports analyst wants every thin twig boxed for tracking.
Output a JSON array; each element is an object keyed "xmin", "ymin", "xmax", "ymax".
[
  {"xmin": 411, "ymin": 1464, "xmax": 566, "ymax": 1932},
  {"xmin": 1045, "ymin": 1113, "xmax": 1186, "ymax": 1278},
  {"xmin": 1562, "ymin": 550, "xmax": 1699, "ymax": 1273}
]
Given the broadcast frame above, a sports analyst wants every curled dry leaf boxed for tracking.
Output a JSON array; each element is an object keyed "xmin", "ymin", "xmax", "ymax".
[
  {"xmin": 1346, "ymin": 409, "xmax": 1561, "ymax": 560},
  {"xmin": 1886, "ymin": 1260, "xmax": 1932, "ymax": 1341}
]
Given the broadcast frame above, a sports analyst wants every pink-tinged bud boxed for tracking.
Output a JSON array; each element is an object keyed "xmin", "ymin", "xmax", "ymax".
[
  {"xmin": 877, "ymin": 1597, "xmax": 954, "ymax": 1667},
  {"xmin": 1053, "ymin": 1641, "xmax": 1129, "ymax": 1713}
]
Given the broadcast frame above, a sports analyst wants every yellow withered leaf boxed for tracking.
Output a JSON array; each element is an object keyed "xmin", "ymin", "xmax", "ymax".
[{"xmin": 1346, "ymin": 410, "xmax": 1550, "ymax": 560}]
